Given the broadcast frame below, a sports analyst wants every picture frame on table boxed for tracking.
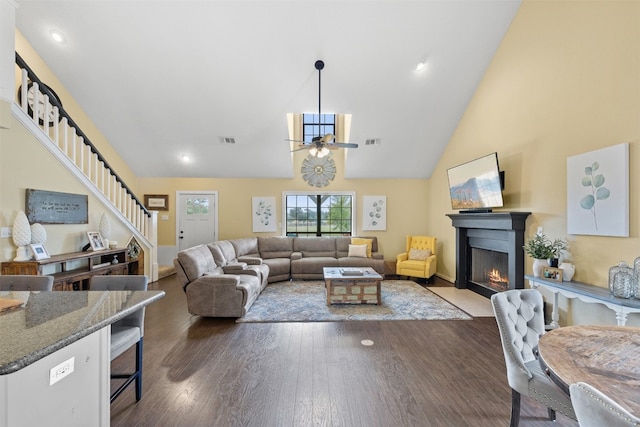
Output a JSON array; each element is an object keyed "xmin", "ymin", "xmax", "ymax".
[
  {"xmin": 29, "ymin": 243, "xmax": 50, "ymax": 260},
  {"xmin": 543, "ymin": 266, "xmax": 563, "ymax": 282},
  {"xmin": 87, "ymin": 231, "xmax": 106, "ymax": 251}
]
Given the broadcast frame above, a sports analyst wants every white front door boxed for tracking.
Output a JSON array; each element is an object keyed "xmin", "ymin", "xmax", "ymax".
[{"xmin": 177, "ymin": 192, "xmax": 218, "ymax": 251}]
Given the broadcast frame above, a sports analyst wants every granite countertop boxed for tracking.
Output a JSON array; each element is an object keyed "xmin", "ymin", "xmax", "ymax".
[{"xmin": 0, "ymin": 290, "xmax": 165, "ymax": 375}]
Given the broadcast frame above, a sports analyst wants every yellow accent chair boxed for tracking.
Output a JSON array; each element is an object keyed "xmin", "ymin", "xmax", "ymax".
[{"xmin": 396, "ymin": 236, "xmax": 437, "ymax": 282}]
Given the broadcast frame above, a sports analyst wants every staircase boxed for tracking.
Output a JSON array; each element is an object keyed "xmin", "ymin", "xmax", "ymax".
[{"xmin": 13, "ymin": 53, "xmax": 158, "ymax": 281}]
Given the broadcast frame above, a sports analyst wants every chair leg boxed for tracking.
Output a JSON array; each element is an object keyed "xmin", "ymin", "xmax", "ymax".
[
  {"xmin": 110, "ymin": 338, "xmax": 144, "ymax": 403},
  {"xmin": 135, "ymin": 339, "xmax": 143, "ymax": 401},
  {"xmin": 510, "ymin": 389, "xmax": 521, "ymax": 427},
  {"xmin": 548, "ymin": 407, "xmax": 556, "ymax": 421}
]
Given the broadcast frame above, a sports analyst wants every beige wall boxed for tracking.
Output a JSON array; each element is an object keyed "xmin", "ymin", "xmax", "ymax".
[
  {"xmin": 427, "ymin": 0, "xmax": 640, "ymax": 325},
  {"xmin": 139, "ymin": 148, "xmax": 430, "ymax": 260},
  {"xmin": 0, "ymin": 101, "xmax": 133, "ymax": 260}
]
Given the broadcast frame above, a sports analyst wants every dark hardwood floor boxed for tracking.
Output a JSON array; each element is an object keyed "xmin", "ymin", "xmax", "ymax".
[{"xmin": 110, "ymin": 275, "xmax": 578, "ymax": 427}]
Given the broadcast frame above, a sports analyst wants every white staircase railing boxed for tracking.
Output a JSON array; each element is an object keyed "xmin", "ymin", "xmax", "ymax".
[{"xmin": 14, "ymin": 53, "xmax": 158, "ymax": 280}]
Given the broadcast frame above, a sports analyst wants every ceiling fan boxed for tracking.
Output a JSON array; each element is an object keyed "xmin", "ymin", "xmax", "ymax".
[{"xmin": 289, "ymin": 60, "xmax": 358, "ymax": 158}]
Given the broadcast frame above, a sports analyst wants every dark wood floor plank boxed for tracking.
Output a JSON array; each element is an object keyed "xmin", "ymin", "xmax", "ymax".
[{"xmin": 110, "ymin": 275, "xmax": 578, "ymax": 427}]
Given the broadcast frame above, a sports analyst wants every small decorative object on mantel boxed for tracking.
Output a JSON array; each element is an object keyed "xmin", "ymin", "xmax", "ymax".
[
  {"xmin": 543, "ymin": 267, "xmax": 563, "ymax": 282},
  {"xmin": 12, "ymin": 210, "xmax": 32, "ymax": 261},
  {"xmin": 609, "ymin": 261, "xmax": 634, "ymax": 299}
]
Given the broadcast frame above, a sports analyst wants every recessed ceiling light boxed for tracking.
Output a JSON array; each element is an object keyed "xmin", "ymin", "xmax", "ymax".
[
  {"xmin": 415, "ymin": 61, "xmax": 426, "ymax": 72},
  {"xmin": 49, "ymin": 29, "xmax": 66, "ymax": 44},
  {"xmin": 180, "ymin": 154, "xmax": 191, "ymax": 162}
]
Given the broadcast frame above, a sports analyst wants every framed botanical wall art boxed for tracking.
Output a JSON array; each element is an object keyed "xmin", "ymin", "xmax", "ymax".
[
  {"xmin": 252, "ymin": 197, "xmax": 276, "ymax": 232},
  {"xmin": 567, "ymin": 142, "xmax": 628, "ymax": 237},
  {"xmin": 362, "ymin": 196, "xmax": 386, "ymax": 231}
]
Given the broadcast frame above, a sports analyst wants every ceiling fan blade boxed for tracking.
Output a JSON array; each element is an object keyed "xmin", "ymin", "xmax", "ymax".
[
  {"xmin": 285, "ymin": 138, "xmax": 305, "ymax": 143},
  {"xmin": 332, "ymin": 142, "xmax": 359, "ymax": 149},
  {"xmin": 290, "ymin": 147, "xmax": 309, "ymax": 152}
]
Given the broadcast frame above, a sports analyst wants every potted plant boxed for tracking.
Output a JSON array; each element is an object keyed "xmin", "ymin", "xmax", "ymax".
[{"xmin": 523, "ymin": 233, "xmax": 568, "ymax": 276}]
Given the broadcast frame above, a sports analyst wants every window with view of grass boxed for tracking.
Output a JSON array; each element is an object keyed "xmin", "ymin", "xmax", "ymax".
[{"xmin": 285, "ymin": 192, "xmax": 354, "ymax": 236}]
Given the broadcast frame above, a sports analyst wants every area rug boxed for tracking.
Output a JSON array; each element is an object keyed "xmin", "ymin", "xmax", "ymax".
[{"xmin": 236, "ymin": 280, "xmax": 472, "ymax": 323}]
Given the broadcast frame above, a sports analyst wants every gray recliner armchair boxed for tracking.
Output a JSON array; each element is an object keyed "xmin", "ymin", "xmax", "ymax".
[
  {"xmin": 491, "ymin": 288, "xmax": 576, "ymax": 427},
  {"xmin": 570, "ymin": 382, "xmax": 640, "ymax": 427}
]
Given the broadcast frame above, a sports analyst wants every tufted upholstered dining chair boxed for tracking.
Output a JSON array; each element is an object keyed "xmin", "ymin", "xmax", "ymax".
[
  {"xmin": 570, "ymin": 382, "xmax": 640, "ymax": 427},
  {"xmin": 89, "ymin": 275, "xmax": 148, "ymax": 403},
  {"xmin": 0, "ymin": 275, "xmax": 54, "ymax": 291},
  {"xmin": 491, "ymin": 289, "xmax": 576, "ymax": 427},
  {"xmin": 395, "ymin": 235, "xmax": 437, "ymax": 282}
]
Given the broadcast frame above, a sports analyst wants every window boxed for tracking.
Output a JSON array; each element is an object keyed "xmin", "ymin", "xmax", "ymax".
[
  {"xmin": 285, "ymin": 192, "xmax": 354, "ymax": 236},
  {"xmin": 303, "ymin": 113, "xmax": 335, "ymax": 142}
]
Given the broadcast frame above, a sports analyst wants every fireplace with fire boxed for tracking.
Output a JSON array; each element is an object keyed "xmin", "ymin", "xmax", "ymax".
[{"xmin": 447, "ymin": 212, "xmax": 531, "ymax": 298}]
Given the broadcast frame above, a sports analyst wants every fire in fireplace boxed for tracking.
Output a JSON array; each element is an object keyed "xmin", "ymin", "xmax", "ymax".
[{"xmin": 471, "ymin": 248, "xmax": 509, "ymax": 292}]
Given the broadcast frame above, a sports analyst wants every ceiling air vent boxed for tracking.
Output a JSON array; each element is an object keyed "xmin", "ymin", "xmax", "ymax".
[
  {"xmin": 364, "ymin": 138, "xmax": 381, "ymax": 146},
  {"xmin": 219, "ymin": 136, "xmax": 236, "ymax": 144}
]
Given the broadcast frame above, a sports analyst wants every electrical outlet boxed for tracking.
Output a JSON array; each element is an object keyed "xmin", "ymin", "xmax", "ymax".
[
  {"xmin": 50, "ymin": 357, "xmax": 74, "ymax": 385},
  {"xmin": 0, "ymin": 227, "xmax": 12, "ymax": 238}
]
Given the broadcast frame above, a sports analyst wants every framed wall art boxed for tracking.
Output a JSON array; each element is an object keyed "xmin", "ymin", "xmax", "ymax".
[
  {"xmin": 144, "ymin": 194, "xmax": 169, "ymax": 211},
  {"xmin": 362, "ymin": 196, "xmax": 386, "ymax": 231},
  {"xmin": 26, "ymin": 189, "xmax": 88, "ymax": 224},
  {"xmin": 567, "ymin": 142, "xmax": 628, "ymax": 237},
  {"xmin": 252, "ymin": 197, "xmax": 276, "ymax": 232}
]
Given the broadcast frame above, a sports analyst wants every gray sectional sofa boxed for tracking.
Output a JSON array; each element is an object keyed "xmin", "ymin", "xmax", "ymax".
[{"xmin": 174, "ymin": 236, "xmax": 384, "ymax": 317}]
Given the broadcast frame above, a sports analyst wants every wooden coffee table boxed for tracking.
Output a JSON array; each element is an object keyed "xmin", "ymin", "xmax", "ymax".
[{"xmin": 323, "ymin": 267, "xmax": 383, "ymax": 305}]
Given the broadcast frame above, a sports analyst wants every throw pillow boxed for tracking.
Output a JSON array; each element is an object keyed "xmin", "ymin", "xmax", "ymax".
[
  {"xmin": 351, "ymin": 238, "xmax": 373, "ymax": 257},
  {"xmin": 348, "ymin": 244, "xmax": 368, "ymax": 258},
  {"xmin": 409, "ymin": 248, "xmax": 432, "ymax": 261}
]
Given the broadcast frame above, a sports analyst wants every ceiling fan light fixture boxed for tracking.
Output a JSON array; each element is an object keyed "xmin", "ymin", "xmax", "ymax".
[{"xmin": 309, "ymin": 147, "xmax": 318, "ymax": 157}]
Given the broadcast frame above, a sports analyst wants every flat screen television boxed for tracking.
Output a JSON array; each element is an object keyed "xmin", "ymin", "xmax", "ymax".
[{"xmin": 447, "ymin": 152, "xmax": 504, "ymax": 212}]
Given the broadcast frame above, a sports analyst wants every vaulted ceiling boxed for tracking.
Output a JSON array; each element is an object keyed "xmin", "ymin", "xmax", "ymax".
[{"xmin": 15, "ymin": 0, "xmax": 521, "ymax": 179}]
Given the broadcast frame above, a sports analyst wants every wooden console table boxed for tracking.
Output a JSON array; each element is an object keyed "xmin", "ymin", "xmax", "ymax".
[
  {"xmin": 1, "ymin": 248, "xmax": 139, "ymax": 291},
  {"xmin": 526, "ymin": 275, "xmax": 640, "ymax": 327}
]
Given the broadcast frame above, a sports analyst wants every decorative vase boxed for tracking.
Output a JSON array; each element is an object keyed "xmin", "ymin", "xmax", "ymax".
[
  {"xmin": 559, "ymin": 263, "xmax": 575, "ymax": 281},
  {"xmin": 532, "ymin": 258, "xmax": 547, "ymax": 277},
  {"xmin": 12, "ymin": 211, "xmax": 32, "ymax": 261},
  {"xmin": 609, "ymin": 261, "xmax": 633, "ymax": 298}
]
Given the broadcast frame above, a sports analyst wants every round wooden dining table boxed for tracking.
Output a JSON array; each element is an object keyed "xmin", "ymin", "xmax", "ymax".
[{"xmin": 537, "ymin": 325, "xmax": 640, "ymax": 415}]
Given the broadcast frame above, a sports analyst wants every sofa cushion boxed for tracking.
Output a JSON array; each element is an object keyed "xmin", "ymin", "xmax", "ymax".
[
  {"xmin": 208, "ymin": 240, "xmax": 237, "ymax": 266},
  {"xmin": 409, "ymin": 248, "xmax": 432, "ymax": 261},
  {"xmin": 177, "ymin": 245, "xmax": 218, "ymax": 283},
  {"xmin": 258, "ymin": 236, "xmax": 294, "ymax": 259},
  {"xmin": 351, "ymin": 237, "xmax": 373, "ymax": 257},
  {"xmin": 348, "ymin": 244, "xmax": 368, "ymax": 258},
  {"xmin": 230, "ymin": 238, "xmax": 260, "ymax": 258},
  {"xmin": 293, "ymin": 237, "xmax": 336, "ymax": 257}
]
